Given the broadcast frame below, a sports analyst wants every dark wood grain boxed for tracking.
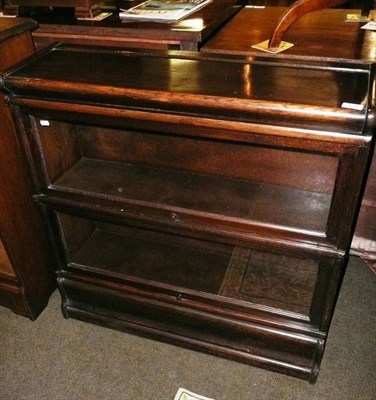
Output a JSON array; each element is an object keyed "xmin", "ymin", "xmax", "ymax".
[
  {"xmin": 3, "ymin": 0, "xmax": 106, "ymax": 18},
  {"xmin": 65, "ymin": 222, "xmax": 318, "ymax": 315},
  {"xmin": 23, "ymin": 0, "xmax": 243, "ymax": 51},
  {"xmin": 2, "ymin": 44, "xmax": 370, "ymax": 135},
  {"xmin": 37, "ymin": 119, "xmax": 81, "ymax": 183},
  {"xmin": 76, "ymin": 125, "xmax": 338, "ymax": 192},
  {"xmin": 202, "ymin": 6, "xmax": 376, "ymax": 260},
  {"xmin": 2, "ymin": 44, "xmax": 374, "ymax": 380},
  {"xmin": 268, "ymin": 0, "xmax": 349, "ymax": 48},
  {"xmin": 0, "ymin": 18, "xmax": 55, "ymax": 319},
  {"xmin": 59, "ymin": 272, "xmax": 322, "ymax": 380},
  {"xmin": 202, "ymin": 7, "xmax": 376, "ymax": 61},
  {"xmin": 0, "ymin": 240, "xmax": 14, "ymax": 278}
]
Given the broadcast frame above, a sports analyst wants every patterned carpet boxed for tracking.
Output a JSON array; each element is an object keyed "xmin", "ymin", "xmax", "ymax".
[{"xmin": 219, "ymin": 247, "xmax": 317, "ymax": 315}]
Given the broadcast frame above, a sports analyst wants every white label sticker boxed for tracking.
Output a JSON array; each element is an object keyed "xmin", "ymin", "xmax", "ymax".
[
  {"xmin": 40, "ymin": 120, "xmax": 50, "ymax": 126},
  {"xmin": 341, "ymin": 102, "xmax": 364, "ymax": 111}
]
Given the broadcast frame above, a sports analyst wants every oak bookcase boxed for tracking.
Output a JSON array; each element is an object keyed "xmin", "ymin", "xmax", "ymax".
[{"xmin": 1, "ymin": 43, "xmax": 374, "ymax": 380}]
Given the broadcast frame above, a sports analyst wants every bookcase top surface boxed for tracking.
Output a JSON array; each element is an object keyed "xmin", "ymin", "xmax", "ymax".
[{"xmin": 1, "ymin": 44, "xmax": 374, "ymax": 135}]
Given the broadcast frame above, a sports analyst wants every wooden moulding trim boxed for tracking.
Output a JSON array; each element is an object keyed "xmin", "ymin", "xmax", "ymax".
[
  {"xmin": 62, "ymin": 272, "xmax": 322, "ymax": 347},
  {"xmin": 0, "ymin": 279, "xmax": 30, "ymax": 318},
  {"xmin": 37, "ymin": 192, "xmax": 344, "ymax": 258},
  {"xmin": 0, "ymin": 19, "xmax": 38, "ymax": 43},
  {"xmin": 60, "ymin": 269, "xmax": 326, "ymax": 337},
  {"xmin": 0, "ymin": 269, "xmax": 17, "ymax": 282},
  {"xmin": 31, "ymin": 32, "xmax": 181, "ymax": 45},
  {"xmin": 32, "ymin": 32, "xmax": 179, "ymax": 45},
  {"xmin": 60, "ymin": 275, "xmax": 320, "ymax": 380},
  {"xmin": 5, "ymin": 77, "xmax": 366, "ymax": 126},
  {"xmin": 0, "ymin": 269, "xmax": 19, "ymax": 286},
  {"xmin": 11, "ymin": 98, "xmax": 371, "ymax": 145},
  {"xmin": 0, "ymin": 276, "xmax": 21, "ymax": 291},
  {"xmin": 0, "ymin": 240, "xmax": 16, "ymax": 279},
  {"xmin": 68, "ymin": 306, "xmax": 316, "ymax": 380}
]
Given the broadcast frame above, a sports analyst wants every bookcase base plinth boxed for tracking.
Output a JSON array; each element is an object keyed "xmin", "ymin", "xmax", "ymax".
[{"xmin": 59, "ymin": 274, "xmax": 324, "ymax": 383}]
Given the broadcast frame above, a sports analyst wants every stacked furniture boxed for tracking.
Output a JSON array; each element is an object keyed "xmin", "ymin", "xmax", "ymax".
[
  {"xmin": 0, "ymin": 0, "xmax": 374, "ymax": 382},
  {"xmin": 1, "ymin": 42, "xmax": 374, "ymax": 381}
]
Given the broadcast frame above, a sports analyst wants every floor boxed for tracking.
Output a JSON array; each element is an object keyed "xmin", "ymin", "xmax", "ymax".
[{"xmin": 0, "ymin": 256, "xmax": 375, "ymax": 400}]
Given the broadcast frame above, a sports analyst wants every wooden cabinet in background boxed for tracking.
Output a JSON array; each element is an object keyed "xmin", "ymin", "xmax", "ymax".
[
  {"xmin": 10, "ymin": 0, "xmax": 242, "ymax": 51},
  {"xmin": 0, "ymin": 18, "xmax": 55, "ymax": 319},
  {"xmin": 2, "ymin": 0, "xmax": 108, "ymax": 19},
  {"xmin": 1, "ymin": 43, "xmax": 374, "ymax": 380}
]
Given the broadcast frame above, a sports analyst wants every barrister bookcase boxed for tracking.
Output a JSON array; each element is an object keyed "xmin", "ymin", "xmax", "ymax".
[{"xmin": 1, "ymin": 43, "xmax": 374, "ymax": 381}]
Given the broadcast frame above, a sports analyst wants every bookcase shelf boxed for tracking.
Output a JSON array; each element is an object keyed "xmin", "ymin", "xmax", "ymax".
[
  {"xmin": 59, "ymin": 217, "xmax": 318, "ymax": 316},
  {"xmin": 34, "ymin": 119, "xmax": 340, "ymax": 243},
  {"xmin": 52, "ymin": 157, "xmax": 333, "ymax": 233}
]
